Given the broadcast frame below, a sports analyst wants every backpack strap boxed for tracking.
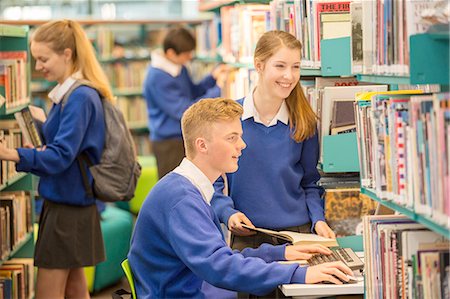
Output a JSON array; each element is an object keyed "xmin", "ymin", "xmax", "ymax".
[
  {"xmin": 61, "ymin": 79, "xmax": 92, "ymax": 110},
  {"xmin": 62, "ymin": 79, "xmax": 99, "ymax": 199},
  {"xmin": 77, "ymin": 153, "xmax": 95, "ymax": 198}
]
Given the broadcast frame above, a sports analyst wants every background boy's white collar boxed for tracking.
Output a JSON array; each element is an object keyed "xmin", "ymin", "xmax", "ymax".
[
  {"xmin": 173, "ymin": 158, "xmax": 215, "ymax": 205},
  {"xmin": 242, "ymin": 86, "xmax": 289, "ymax": 127},
  {"xmin": 48, "ymin": 71, "xmax": 83, "ymax": 104},
  {"xmin": 151, "ymin": 49, "xmax": 182, "ymax": 77}
]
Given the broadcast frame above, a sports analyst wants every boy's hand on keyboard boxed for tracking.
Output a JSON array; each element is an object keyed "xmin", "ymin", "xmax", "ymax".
[
  {"xmin": 305, "ymin": 261, "xmax": 353, "ymax": 285},
  {"xmin": 285, "ymin": 244, "xmax": 332, "ymax": 261},
  {"xmin": 314, "ymin": 221, "xmax": 336, "ymax": 239}
]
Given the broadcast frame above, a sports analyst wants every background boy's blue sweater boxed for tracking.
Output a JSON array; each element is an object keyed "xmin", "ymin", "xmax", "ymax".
[
  {"xmin": 143, "ymin": 66, "xmax": 220, "ymax": 141},
  {"xmin": 212, "ymin": 99, "xmax": 325, "ymax": 230},
  {"xmin": 128, "ymin": 173, "xmax": 307, "ymax": 299},
  {"xmin": 15, "ymin": 86, "xmax": 105, "ymax": 206}
]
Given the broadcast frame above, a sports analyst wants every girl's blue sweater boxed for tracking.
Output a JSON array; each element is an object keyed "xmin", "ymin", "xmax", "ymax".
[
  {"xmin": 16, "ymin": 86, "xmax": 105, "ymax": 206},
  {"xmin": 212, "ymin": 99, "xmax": 325, "ymax": 230}
]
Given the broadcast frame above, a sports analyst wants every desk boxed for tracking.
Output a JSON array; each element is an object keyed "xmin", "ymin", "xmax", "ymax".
[
  {"xmin": 280, "ymin": 280, "xmax": 363, "ymax": 298},
  {"xmin": 279, "ymin": 251, "xmax": 364, "ymax": 298}
]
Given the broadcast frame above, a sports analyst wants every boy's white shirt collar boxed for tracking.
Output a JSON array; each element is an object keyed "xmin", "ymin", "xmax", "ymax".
[
  {"xmin": 48, "ymin": 71, "xmax": 83, "ymax": 104},
  {"xmin": 151, "ymin": 49, "xmax": 182, "ymax": 77},
  {"xmin": 242, "ymin": 86, "xmax": 289, "ymax": 127},
  {"xmin": 173, "ymin": 158, "xmax": 215, "ymax": 205}
]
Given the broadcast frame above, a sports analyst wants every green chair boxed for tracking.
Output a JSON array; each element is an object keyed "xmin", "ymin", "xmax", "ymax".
[
  {"xmin": 86, "ymin": 205, "xmax": 134, "ymax": 293},
  {"xmin": 121, "ymin": 259, "xmax": 137, "ymax": 299}
]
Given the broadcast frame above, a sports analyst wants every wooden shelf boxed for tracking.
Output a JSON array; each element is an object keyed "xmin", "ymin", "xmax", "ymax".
[
  {"xmin": 0, "ymin": 18, "xmax": 209, "ymax": 26},
  {"xmin": 0, "ymin": 24, "xmax": 28, "ymax": 37},
  {"xmin": 199, "ymin": 0, "xmax": 270, "ymax": 12}
]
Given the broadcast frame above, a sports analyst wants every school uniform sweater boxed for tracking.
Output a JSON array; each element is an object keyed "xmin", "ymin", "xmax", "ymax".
[
  {"xmin": 15, "ymin": 85, "xmax": 105, "ymax": 206},
  {"xmin": 211, "ymin": 97, "xmax": 325, "ymax": 230},
  {"xmin": 143, "ymin": 52, "xmax": 220, "ymax": 141},
  {"xmin": 128, "ymin": 159, "xmax": 307, "ymax": 299}
]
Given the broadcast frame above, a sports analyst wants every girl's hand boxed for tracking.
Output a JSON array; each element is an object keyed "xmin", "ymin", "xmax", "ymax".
[
  {"xmin": 227, "ymin": 212, "xmax": 256, "ymax": 236},
  {"xmin": 23, "ymin": 143, "xmax": 34, "ymax": 149},
  {"xmin": 314, "ymin": 221, "xmax": 336, "ymax": 239},
  {"xmin": 285, "ymin": 244, "xmax": 332, "ymax": 261},
  {"xmin": 0, "ymin": 141, "xmax": 20, "ymax": 162}
]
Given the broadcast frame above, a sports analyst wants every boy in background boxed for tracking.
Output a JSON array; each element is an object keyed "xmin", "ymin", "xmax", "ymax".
[
  {"xmin": 143, "ymin": 26, "xmax": 228, "ymax": 178},
  {"xmin": 128, "ymin": 98, "xmax": 353, "ymax": 298}
]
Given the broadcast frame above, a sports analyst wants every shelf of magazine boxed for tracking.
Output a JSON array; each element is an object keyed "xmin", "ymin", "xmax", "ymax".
[
  {"xmin": 113, "ymin": 88, "xmax": 143, "ymax": 97},
  {"xmin": 360, "ymin": 187, "xmax": 450, "ymax": 239},
  {"xmin": 98, "ymin": 55, "xmax": 151, "ymax": 64},
  {"xmin": 199, "ymin": 0, "xmax": 270, "ymax": 12},
  {"xmin": 355, "ymin": 74, "xmax": 411, "ymax": 85},
  {"xmin": 0, "ymin": 25, "xmax": 28, "ymax": 38},
  {"xmin": 195, "ymin": 54, "xmax": 323, "ymax": 76}
]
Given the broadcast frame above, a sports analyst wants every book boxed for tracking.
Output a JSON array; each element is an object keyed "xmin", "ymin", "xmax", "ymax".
[
  {"xmin": 241, "ymin": 224, "xmax": 339, "ymax": 247},
  {"xmin": 331, "ymin": 99, "xmax": 356, "ymax": 129},
  {"xmin": 314, "ymin": 0, "xmax": 352, "ymax": 60},
  {"xmin": 330, "ymin": 124, "xmax": 356, "ymax": 135},
  {"xmin": 14, "ymin": 105, "xmax": 46, "ymax": 148}
]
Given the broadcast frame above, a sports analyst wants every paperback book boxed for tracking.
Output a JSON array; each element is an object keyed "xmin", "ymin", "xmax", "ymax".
[{"xmin": 242, "ymin": 224, "xmax": 338, "ymax": 247}]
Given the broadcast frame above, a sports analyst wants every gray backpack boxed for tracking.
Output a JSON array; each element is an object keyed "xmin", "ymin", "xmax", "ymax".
[{"xmin": 62, "ymin": 80, "xmax": 141, "ymax": 202}]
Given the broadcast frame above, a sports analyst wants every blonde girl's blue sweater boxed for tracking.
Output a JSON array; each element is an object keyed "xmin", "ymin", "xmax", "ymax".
[{"xmin": 15, "ymin": 86, "xmax": 105, "ymax": 206}]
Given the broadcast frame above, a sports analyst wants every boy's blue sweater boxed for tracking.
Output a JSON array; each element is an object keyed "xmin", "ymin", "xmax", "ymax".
[
  {"xmin": 15, "ymin": 86, "xmax": 105, "ymax": 206},
  {"xmin": 128, "ymin": 173, "xmax": 307, "ymax": 299},
  {"xmin": 143, "ymin": 66, "xmax": 220, "ymax": 141},
  {"xmin": 212, "ymin": 99, "xmax": 325, "ymax": 230}
]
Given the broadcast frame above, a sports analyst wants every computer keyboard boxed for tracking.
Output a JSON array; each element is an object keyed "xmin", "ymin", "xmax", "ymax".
[{"xmin": 307, "ymin": 247, "xmax": 364, "ymax": 271}]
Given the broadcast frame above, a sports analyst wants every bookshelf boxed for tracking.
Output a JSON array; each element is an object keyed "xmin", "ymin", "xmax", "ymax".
[
  {"xmin": 361, "ymin": 188, "xmax": 450, "ymax": 239},
  {"xmin": 354, "ymin": 25, "xmax": 449, "ymax": 298},
  {"xmin": 0, "ymin": 174, "xmax": 37, "ymax": 261},
  {"xmin": 354, "ymin": 28, "xmax": 449, "ymax": 231},
  {"xmin": 0, "ymin": 25, "xmax": 36, "ymax": 273}
]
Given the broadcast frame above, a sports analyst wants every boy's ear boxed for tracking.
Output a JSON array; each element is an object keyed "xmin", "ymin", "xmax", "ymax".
[
  {"xmin": 166, "ymin": 48, "xmax": 176, "ymax": 57},
  {"xmin": 195, "ymin": 137, "xmax": 208, "ymax": 154}
]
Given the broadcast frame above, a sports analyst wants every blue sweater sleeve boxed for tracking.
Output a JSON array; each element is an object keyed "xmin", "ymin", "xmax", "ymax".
[
  {"xmin": 301, "ymin": 132, "xmax": 325, "ymax": 229},
  {"xmin": 238, "ymin": 243, "xmax": 286, "ymax": 263},
  {"xmin": 168, "ymin": 198, "xmax": 307, "ymax": 295},
  {"xmin": 144, "ymin": 74, "xmax": 196, "ymax": 121},
  {"xmin": 16, "ymin": 91, "xmax": 94, "ymax": 176},
  {"xmin": 211, "ymin": 176, "xmax": 239, "ymax": 226},
  {"xmin": 191, "ymin": 74, "xmax": 220, "ymax": 100}
]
